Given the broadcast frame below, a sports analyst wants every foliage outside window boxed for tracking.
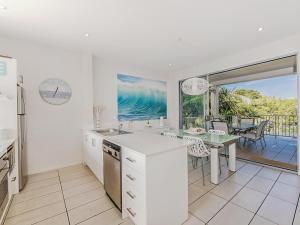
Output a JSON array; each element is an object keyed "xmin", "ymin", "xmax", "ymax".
[
  {"xmin": 181, "ymin": 91, "xmax": 205, "ymax": 129},
  {"xmin": 219, "ymin": 85, "xmax": 297, "ymax": 137}
]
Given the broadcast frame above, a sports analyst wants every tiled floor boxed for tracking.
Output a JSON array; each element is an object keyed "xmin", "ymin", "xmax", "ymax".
[
  {"xmin": 236, "ymin": 135, "xmax": 298, "ymax": 171},
  {"xmin": 4, "ymin": 164, "xmax": 133, "ymax": 225},
  {"xmin": 4, "ymin": 158, "xmax": 300, "ymax": 225},
  {"xmin": 187, "ymin": 157, "xmax": 300, "ymax": 225}
]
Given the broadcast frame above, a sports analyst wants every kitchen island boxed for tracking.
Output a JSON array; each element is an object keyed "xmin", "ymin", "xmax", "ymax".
[{"xmin": 106, "ymin": 132, "xmax": 188, "ymax": 225}]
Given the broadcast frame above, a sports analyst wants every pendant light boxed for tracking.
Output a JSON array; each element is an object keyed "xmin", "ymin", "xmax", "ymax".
[{"xmin": 181, "ymin": 77, "xmax": 209, "ymax": 95}]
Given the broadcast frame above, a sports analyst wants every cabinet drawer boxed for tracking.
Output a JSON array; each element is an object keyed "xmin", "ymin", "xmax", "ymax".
[
  {"xmin": 123, "ymin": 165, "xmax": 145, "ymax": 195},
  {"xmin": 123, "ymin": 187, "xmax": 144, "ymax": 210},
  {"xmin": 124, "ymin": 194, "xmax": 145, "ymax": 225},
  {"xmin": 123, "ymin": 148, "xmax": 145, "ymax": 175}
]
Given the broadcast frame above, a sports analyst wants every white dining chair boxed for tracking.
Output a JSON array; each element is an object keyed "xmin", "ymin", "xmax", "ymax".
[
  {"xmin": 183, "ymin": 136, "xmax": 210, "ymax": 185},
  {"xmin": 208, "ymin": 129, "xmax": 228, "ymax": 166},
  {"xmin": 183, "ymin": 135, "xmax": 223, "ymax": 185}
]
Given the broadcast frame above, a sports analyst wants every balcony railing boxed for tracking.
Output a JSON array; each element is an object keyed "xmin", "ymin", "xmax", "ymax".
[
  {"xmin": 225, "ymin": 115, "xmax": 298, "ymax": 137},
  {"xmin": 183, "ymin": 115, "xmax": 298, "ymax": 137}
]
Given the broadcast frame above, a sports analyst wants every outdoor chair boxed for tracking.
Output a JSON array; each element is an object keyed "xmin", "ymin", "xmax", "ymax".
[
  {"xmin": 211, "ymin": 121, "xmax": 229, "ymax": 134},
  {"xmin": 240, "ymin": 120, "xmax": 268, "ymax": 149}
]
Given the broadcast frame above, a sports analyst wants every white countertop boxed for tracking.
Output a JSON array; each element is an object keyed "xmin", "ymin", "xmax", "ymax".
[
  {"xmin": 105, "ymin": 131, "xmax": 186, "ymax": 156},
  {"xmin": 0, "ymin": 139, "xmax": 15, "ymax": 158}
]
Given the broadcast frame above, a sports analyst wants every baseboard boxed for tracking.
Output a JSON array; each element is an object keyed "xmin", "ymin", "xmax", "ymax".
[{"xmin": 27, "ymin": 160, "xmax": 83, "ymax": 176}]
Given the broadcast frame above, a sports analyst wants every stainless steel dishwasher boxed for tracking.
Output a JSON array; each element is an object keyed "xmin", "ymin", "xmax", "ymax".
[{"xmin": 103, "ymin": 140, "xmax": 122, "ymax": 211}]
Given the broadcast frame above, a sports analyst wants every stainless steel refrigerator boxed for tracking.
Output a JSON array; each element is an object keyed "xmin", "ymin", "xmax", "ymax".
[{"xmin": 17, "ymin": 84, "xmax": 26, "ymax": 190}]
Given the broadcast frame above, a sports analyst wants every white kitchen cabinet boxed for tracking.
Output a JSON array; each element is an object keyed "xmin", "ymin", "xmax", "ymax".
[
  {"xmin": 82, "ymin": 131, "xmax": 104, "ymax": 184},
  {"xmin": 121, "ymin": 145, "xmax": 188, "ymax": 225}
]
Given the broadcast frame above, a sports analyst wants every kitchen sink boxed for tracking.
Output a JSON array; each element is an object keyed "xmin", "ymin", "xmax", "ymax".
[{"xmin": 93, "ymin": 128, "xmax": 131, "ymax": 136}]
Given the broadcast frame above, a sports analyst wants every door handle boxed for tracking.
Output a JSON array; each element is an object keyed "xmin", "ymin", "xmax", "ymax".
[
  {"xmin": 126, "ymin": 157, "xmax": 136, "ymax": 163},
  {"xmin": 127, "ymin": 208, "xmax": 136, "ymax": 217},
  {"xmin": 126, "ymin": 191, "xmax": 136, "ymax": 199},
  {"xmin": 126, "ymin": 174, "xmax": 135, "ymax": 181}
]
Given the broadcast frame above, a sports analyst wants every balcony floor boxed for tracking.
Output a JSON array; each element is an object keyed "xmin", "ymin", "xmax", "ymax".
[{"xmin": 236, "ymin": 135, "xmax": 298, "ymax": 171}]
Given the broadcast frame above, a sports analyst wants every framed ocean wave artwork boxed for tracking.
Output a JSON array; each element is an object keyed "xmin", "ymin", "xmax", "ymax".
[{"xmin": 117, "ymin": 74, "xmax": 167, "ymax": 121}]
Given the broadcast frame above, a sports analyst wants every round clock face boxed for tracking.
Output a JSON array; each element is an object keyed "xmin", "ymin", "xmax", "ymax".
[{"xmin": 39, "ymin": 78, "xmax": 72, "ymax": 105}]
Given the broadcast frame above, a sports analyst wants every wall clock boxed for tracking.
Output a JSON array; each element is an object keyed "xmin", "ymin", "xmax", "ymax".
[{"xmin": 39, "ymin": 78, "xmax": 72, "ymax": 105}]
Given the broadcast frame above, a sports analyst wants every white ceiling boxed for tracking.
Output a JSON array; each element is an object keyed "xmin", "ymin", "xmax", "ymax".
[{"xmin": 1, "ymin": 0, "xmax": 300, "ymax": 72}]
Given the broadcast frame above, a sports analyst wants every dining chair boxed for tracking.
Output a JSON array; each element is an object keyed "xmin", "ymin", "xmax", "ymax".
[
  {"xmin": 183, "ymin": 136, "xmax": 221, "ymax": 185},
  {"xmin": 208, "ymin": 129, "xmax": 228, "ymax": 166},
  {"xmin": 240, "ymin": 120, "xmax": 267, "ymax": 149},
  {"xmin": 205, "ymin": 115, "xmax": 214, "ymax": 130},
  {"xmin": 163, "ymin": 132, "xmax": 178, "ymax": 139},
  {"xmin": 231, "ymin": 116, "xmax": 239, "ymax": 126},
  {"xmin": 211, "ymin": 121, "xmax": 229, "ymax": 134}
]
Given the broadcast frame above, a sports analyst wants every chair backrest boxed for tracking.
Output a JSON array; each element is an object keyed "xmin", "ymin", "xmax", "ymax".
[
  {"xmin": 211, "ymin": 121, "xmax": 229, "ymax": 134},
  {"xmin": 256, "ymin": 121, "xmax": 267, "ymax": 137},
  {"xmin": 261, "ymin": 120, "xmax": 269, "ymax": 135},
  {"xmin": 208, "ymin": 129, "xmax": 226, "ymax": 135},
  {"xmin": 183, "ymin": 136, "xmax": 210, "ymax": 157},
  {"xmin": 163, "ymin": 132, "xmax": 178, "ymax": 139},
  {"xmin": 240, "ymin": 118, "xmax": 254, "ymax": 125},
  {"xmin": 206, "ymin": 121, "xmax": 213, "ymax": 130}
]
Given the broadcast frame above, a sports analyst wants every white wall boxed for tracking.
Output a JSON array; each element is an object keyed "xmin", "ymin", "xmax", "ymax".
[
  {"xmin": 167, "ymin": 32, "xmax": 300, "ymax": 173},
  {"xmin": 0, "ymin": 57, "xmax": 17, "ymax": 131},
  {"xmin": 93, "ymin": 57, "xmax": 169, "ymax": 130},
  {"xmin": 0, "ymin": 36, "xmax": 93, "ymax": 175}
]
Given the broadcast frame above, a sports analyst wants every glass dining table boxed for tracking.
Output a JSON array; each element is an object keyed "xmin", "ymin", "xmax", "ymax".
[
  {"xmin": 162, "ymin": 129, "xmax": 240, "ymax": 184},
  {"xmin": 231, "ymin": 123, "xmax": 257, "ymax": 134}
]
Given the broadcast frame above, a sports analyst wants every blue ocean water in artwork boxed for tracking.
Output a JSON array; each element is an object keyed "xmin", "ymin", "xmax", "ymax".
[{"xmin": 117, "ymin": 74, "xmax": 167, "ymax": 121}]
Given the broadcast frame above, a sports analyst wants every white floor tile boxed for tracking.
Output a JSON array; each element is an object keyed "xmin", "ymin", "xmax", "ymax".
[
  {"xmin": 231, "ymin": 187, "xmax": 266, "ymax": 213},
  {"xmin": 278, "ymin": 172, "xmax": 300, "ymax": 188},
  {"xmin": 4, "ymin": 202, "xmax": 66, "ymax": 225},
  {"xmin": 63, "ymin": 180, "xmax": 103, "ymax": 199},
  {"xmin": 294, "ymin": 207, "xmax": 300, "ymax": 225},
  {"xmin": 257, "ymin": 195, "xmax": 296, "ymax": 225},
  {"xmin": 27, "ymin": 170, "xmax": 58, "ymax": 184},
  {"xmin": 208, "ymin": 202, "xmax": 254, "ymax": 225},
  {"xmin": 61, "ymin": 175, "xmax": 97, "ymax": 190},
  {"xmin": 236, "ymin": 160, "xmax": 246, "ymax": 170},
  {"xmin": 12, "ymin": 184, "xmax": 61, "ymax": 204},
  {"xmin": 210, "ymin": 180, "xmax": 243, "ymax": 200},
  {"xmin": 246, "ymin": 176, "xmax": 275, "ymax": 194},
  {"xmin": 34, "ymin": 213, "xmax": 69, "ymax": 225},
  {"xmin": 183, "ymin": 214, "xmax": 205, "ymax": 225},
  {"xmin": 68, "ymin": 196, "xmax": 114, "ymax": 225},
  {"xmin": 257, "ymin": 167, "xmax": 281, "ymax": 181},
  {"xmin": 59, "ymin": 169, "xmax": 92, "ymax": 182},
  {"xmin": 119, "ymin": 219, "xmax": 135, "ymax": 225},
  {"xmin": 269, "ymin": 181, "xmax": 300, "ymax": 205},
  {"xmin": 188, "ymin": 184, "xmax": 206, "ymax": 205},
  {"xmin": 239, "ymin": 164, "xmax": 262, "ymax": 175},
  {"xmin": 77, "ymin": 208, "xmax": 124, "ymax": 225},
  {"xmin": 22, "ymin": 177, "xmax": 60, "ymax": 192},
  {"xmin": 192, "ymin": 176, "xmax": 216, "ymax": 192},
  {"xmin": 250, "ymin": 215, "xmax": 277, "ymax": 225},
  {"xmin": 7, "ymin": 192, "xmax": 63, "ymax": 218},
  {"xmin": 58, "ymin": 164, "xmax": 87, "ymax": 175},
  {"xmin": 189, "ymin": 193, "xmax": 227, "ymax": 223},
  {"xmin": 226, "ymin": 171, "xmax": 254, "ymax": 185},
  {"xmin": 65, "ymin": 188, "xmax": 106, "ymax": 210}
]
